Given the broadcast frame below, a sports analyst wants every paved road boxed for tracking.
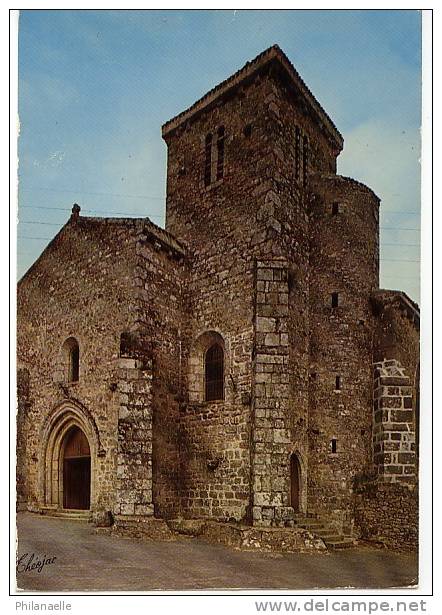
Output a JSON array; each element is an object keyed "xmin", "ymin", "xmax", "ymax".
[{"xmin": 16, "ymin": 512, "xmax": 417, "ymax": 592}]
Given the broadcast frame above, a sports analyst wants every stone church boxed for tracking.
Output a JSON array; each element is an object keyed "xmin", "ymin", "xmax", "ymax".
[{"xmin": 17, "ymin": 46, "xmax": 420, "ymax": 549}]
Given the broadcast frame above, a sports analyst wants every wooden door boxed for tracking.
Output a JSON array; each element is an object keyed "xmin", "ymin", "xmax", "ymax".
[
  {"xmin": 63, "ymin": 457, "xmax": 91, "ymax": 510},
  {"xmin": 62, "ymin": 427, "xmax": 91, "ymax": 510},
  {"xmin": 290, "ymin": 454, "xmax": 301, "ymax": 512}
]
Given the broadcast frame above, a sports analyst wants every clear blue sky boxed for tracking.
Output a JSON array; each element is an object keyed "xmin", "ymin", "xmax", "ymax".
[{"xmin": 17, "ymin": 9, "xmax": 422, "ymax": 302}]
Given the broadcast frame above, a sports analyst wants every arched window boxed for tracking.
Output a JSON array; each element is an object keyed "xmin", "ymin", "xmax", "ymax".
[
  {"xmin": 205, "ymin": 343, "xmax": 224, "ymax": 401},
  {"xmin": 62, "ymin": 337, "xmax": 80, "ymax": 383}
]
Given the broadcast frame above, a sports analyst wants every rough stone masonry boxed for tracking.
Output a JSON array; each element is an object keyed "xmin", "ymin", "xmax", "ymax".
[{"xmin": 17, "ymin": 45, "xmax": 420, "ymax": 550}]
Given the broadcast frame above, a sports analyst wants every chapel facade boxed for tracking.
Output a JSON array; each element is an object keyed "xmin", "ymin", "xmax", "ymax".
[{"xmin": 17, "ymin": 46, "xmax": 420, "ymax": 546}]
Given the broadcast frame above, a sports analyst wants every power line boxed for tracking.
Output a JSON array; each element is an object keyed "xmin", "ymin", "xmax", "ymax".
[
  {"xmin": 15, "ymin": 219, "xmax": 421, "ymax": 233},
  {"xmin": 18, "ymin": 203, "xmax": 421, "ymax": 217},
  {"xmin": 18, "ymin": 216, "xmax": 163, "ymax": 226},
  {"xmin": 382, "ymin": 243, "xmax": 420, "ymax": 247},
  {"xmin": 15, "ymin": 238, "xmax": 422, "ymax": 265},
  {"xmin": 382, "ymin": 259, "xmax": 420, "ymax": 263},
  {"xmin": 381, "ymin": 227, "xmax": 420, "ymax": 231},
  {"xmin": 20, "ymin": 205, "xmax": 71, "ymax": 211},
  {"xmin": 19, "ymin": 221, "xmax": 64, "ymax": 226},
  {"xmin": 18, "ymin": 236, "xmax": 52, "ymax": 241},
  {"xmin": 381, "ymin": 276, "xmax": 420, "ymax": 280},
  {"xmin": 20, "ymin": 187, "xmax": 164, "ymax": 200}
]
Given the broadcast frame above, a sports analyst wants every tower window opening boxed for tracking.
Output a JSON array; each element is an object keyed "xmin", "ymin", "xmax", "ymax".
[
  {"xmin": 70, "ymin": 345, "xmax": 79, "ymax": 382},
  {"xmin": 204, "ymin": 133, "xmax": 212, "ymax": 187},
  {"xmin": 331, "ymin": 292, "xmax": 339, "ymax": 308},
  {"xmin": 244, "ymin": 124, "xmax": 252, "ymax": 138},
  {"xmin": 295, "ymin": 126, "xmax": 301, "ymax": 183},
  {"xmin": 302, "ymin": 135, "xmax": 309, "ymax": 186},
  {"xmin": 205, "ymin": 343, "xmax": 224, "ymax": 401},
  {"xmin": 62, "ymin": 337, "xmax": 80, "ymax": 383},
  {"xmin": 332, "ymin": 202, "xmax": 340, "ymax": 215},
  {"xmin": 331, "ymin": 439, "xmax": 337, "ymax": 454},
  {"xmin": 335, "ymin": 375, "xmax": 341, "ymax": 390},
  {"xmin": 216, "ymin": 126, "xmax": 225, "ymax": 181}
]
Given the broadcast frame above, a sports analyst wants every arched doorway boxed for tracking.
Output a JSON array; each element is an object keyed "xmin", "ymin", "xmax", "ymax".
[
  {"xmin": 290, "ymin": 453, "xmax": 301, "ymax": 512},
  {"xmin": 62, "ymin": 426, "xmax": 91, "ymax": 510}
]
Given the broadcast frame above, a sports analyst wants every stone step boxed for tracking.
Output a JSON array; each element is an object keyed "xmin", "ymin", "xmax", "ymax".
[
  {"xmin": 324, "ymin": 538, "xmax": 355, "ymax": 549},
  {"xmin": 293, "ymin": 512, "xmax": 318, "ymax": 519},
  {"xmin": 40, "ymin": 508, "xmax": 91, "ymax": 522},
  {"xmin": 312, "ymin": 530, "xmax": 343, "ymax": 541},
  {"xmin": 297, "ymin": 522, "xmax": 326, "ymax": 531},
  {"xmin": 299, "ymin": 512, "xmax": 356, "ymax": 550}
]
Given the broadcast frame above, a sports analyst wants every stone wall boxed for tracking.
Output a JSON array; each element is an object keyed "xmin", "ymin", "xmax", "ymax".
[
  {"xmin": 16, "ymin": 213, "xmax": 186, "ymax": 520},
  {"xmin": 251, "ymin": 259, "xmax": 294, "ymax": 526},
  {"xmin": 132, "ymin": 224, "xmax": 187, "ymax": 519},
  {"xmin": 116, "ymin": 349, "xmax": 154, "ymax": 518},
  {"xmin": 17, "ymin": 47, "xmax": 420, "ymax": 543},
  {"xmin": 163, "ymin": 67, "xmax": 280, "ymax": 521},
  {"xmin": 354, "ymin": 480, "xmax": 418, "ymax": 551},
  {"xmin": 17, "ymin": 214, "xmax": 143, "ymax": 513},
  {"xmin": 307, "ymin": 174, "xmax": 380, "ymax": 533},
  {"xmin": 16, "ymin": 368, "xmax": 30, "ymax": 511}
]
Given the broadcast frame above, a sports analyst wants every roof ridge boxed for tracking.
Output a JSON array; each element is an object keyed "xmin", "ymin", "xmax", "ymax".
[
  {"xmin": 162, "ymin": 45, "xmax": 343, "ymax": 149},
  {"xmin": 80, "ymin": 214, "xmax": 187, "ymax": 254}
]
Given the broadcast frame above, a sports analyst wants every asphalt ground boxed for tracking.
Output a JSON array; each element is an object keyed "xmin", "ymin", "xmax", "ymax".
[{"xmin": 16, "ymin": 512, "xmax": 418, "ymax": 592}]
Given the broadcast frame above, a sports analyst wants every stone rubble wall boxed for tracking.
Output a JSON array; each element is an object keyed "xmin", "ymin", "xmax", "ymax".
[
  {"xmin": 354, "ymin": 480, "xmax": 418, "ymax": 551},
  {"xmin": 133, "ymin": 231, "xmax": 187, "ymax": 519},
  {"xmin": 17, "ymin": 217, "xmax": 144, "ymax": 514},
  {"xmin": 164, "ymin": 69, "xmax": 286, "ymax": 522},
  {"xmin": 307, "ymin": 174, "xmax": 380, "ymax": 534},
  {"xmin": 16, "ymin": 368, "xmax": 31, "ymax": 511}
]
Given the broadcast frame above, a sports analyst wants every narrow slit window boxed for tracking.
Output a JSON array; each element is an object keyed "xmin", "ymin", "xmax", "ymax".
[
  {"xmin": 216, "ymin": 126, "xmax": 225, "ymax": 181},
  {"xmin": 332, "ymin": 202, "xmax": 340, "ymax": 215},
  {"xmin": 244, "ymin": 123, "xmax": 252, "ymax": 138},
  {"xmin": 70, "ymin": 344, "xmax": 79, "ymax": 382},
  {"xmin": 63, "ymin": 337, "xmax": 80, "ymax": 383},
  {"xmin": 295, "ymin": 126, "xmax": 301, "ymax": 183},
  {"xmin": 335, "ymin": 375, "xmax": 341, "ymax": 390},
  {"xmin": 303, "ymin": 135, "xmax": 309, "ymax": 186},
  {"xmin": 205, "ymin": 343, "xmax": 224, "ymax": 401},
  {"xmin": 204, "ymin": 133, "xmax": 212, "ymax": 186},
  {"xmin": 331, "ymin": 292, "xmax": 339, "ymax": 308},
  {"xmin": 331, "ymin": 439, "xmax": 337, "ymax": 454}
]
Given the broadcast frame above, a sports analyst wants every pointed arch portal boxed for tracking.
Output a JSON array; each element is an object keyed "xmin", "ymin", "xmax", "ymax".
[{"xmin": 38, "ymin": 401, "xmax": 101, "ymax": 511}]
